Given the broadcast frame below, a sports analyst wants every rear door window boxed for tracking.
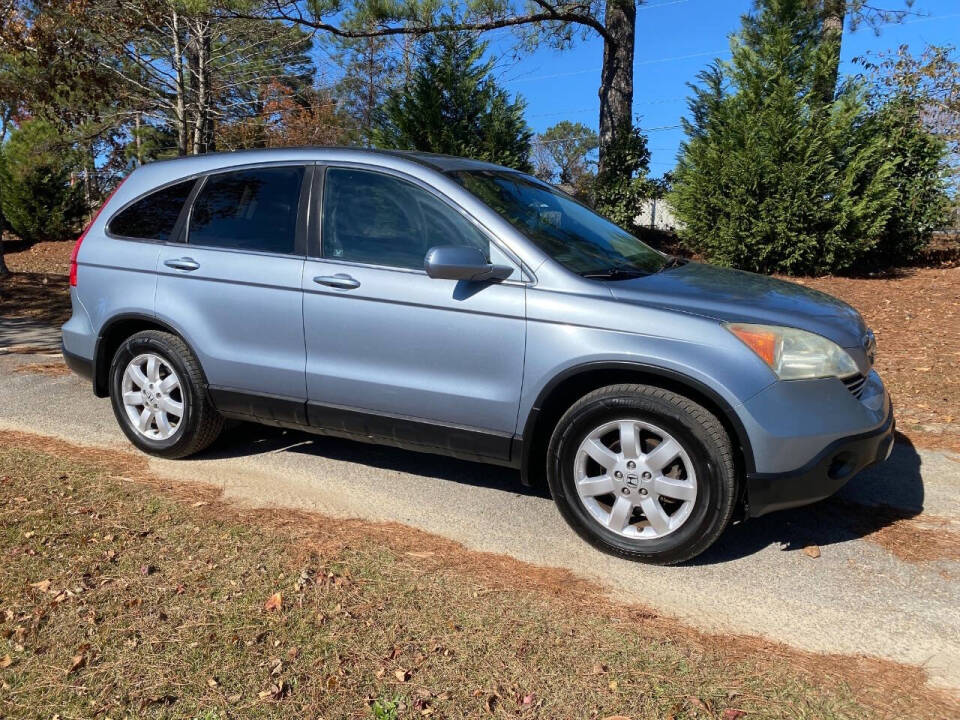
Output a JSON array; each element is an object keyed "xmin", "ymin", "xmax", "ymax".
[
  {"xmin": 188, "ymin": 166, "xmax": 305, "ymax": 254},
  {"xmin": 108, "ymin": 179, "xmax": 195, "ymax": 242}
]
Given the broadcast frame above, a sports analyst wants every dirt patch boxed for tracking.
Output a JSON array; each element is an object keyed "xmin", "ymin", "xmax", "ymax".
[
  {"xmin": 0, "ymin": 272, "xmax": 72, "ymax": 326},
  {"xmin": 794, "ymin": 267, "xmax": 960, "ymax": 453},
  {"xmin": 1, "ymin": 428, "xmax": 957, "ymax": 719}
]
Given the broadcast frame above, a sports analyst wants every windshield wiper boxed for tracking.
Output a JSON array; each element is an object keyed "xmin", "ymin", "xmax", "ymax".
[
  {"xmin": 658, "ymin": 255, "xmax": 689, "ymax": 271},
  {"xmin": 579, "ymin": 267, "xmax": 650, "ymax": 280}
]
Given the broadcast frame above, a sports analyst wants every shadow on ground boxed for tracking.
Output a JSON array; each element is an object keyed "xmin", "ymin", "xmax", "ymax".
[
  {"xmin": 692, "ymin": 435, "xmax": 924, "ymax": 564},
  {"xmin": 198, "ymin": 421, "xmax": 925, "ymax": 563},
  {"xmin": 198, "ymin": 420, "xmax": 545, "ymax": 498},
  {"xmin": 0, "ymin": 272, "xmax": 72, "ymax": 327}
]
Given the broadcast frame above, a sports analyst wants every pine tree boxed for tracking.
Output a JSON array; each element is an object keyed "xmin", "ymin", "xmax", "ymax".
[
  {"xmin": 0, "ymin": 118, "xmax": 86, "ymax": 244},
  {"xmin": 670, "ymin": 0, "xmax": 898, "ymax": 275},
  {"xmin": 332, "ymin": 30, "xmax": 401, "ymax": 146},
  {"xmin": 372, "ymin": 32, "xmax": 532, "ymax": 171}
]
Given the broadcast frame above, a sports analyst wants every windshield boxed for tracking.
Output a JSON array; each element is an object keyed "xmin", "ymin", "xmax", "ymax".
[{"xmin": 449, "ymin": 170, "xmax": 668, "ymax": 277}]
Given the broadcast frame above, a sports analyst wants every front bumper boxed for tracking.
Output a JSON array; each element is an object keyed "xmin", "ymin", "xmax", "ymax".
[{"xmin": 746, "ymin": 398, "xmax": 894, "ymax": 517}]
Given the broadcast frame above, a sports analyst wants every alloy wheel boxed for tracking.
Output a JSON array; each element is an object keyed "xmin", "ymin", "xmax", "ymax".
[
  {"xmin": 121, "ymin": 353, "xmax": 184, "ymax": 441},
  {"xmin": 573, "ymin": 419, "xmax": 698, "ymax": 539}
]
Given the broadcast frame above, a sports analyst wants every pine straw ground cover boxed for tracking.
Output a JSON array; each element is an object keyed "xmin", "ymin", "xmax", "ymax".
[
  {"xmin": 796, "ymin": 267, "xmax": 960, "ymax": 453},
  {"xmin": 2, "ymin": 433, "xmax": 958, "ymax": 720}
]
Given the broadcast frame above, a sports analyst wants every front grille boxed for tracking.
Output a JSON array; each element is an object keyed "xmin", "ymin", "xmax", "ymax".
[{"xmin": 842, "ymin": 373, "xmax": 866, "ymax": 399}]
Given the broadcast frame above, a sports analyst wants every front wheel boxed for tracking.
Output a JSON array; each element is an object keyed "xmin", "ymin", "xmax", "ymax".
[
  {"xmin": 546, "ymin": 384, "xmax": 737, "ymax": 565},
  {"xmin": 109, "ymin": 330, "xmax": 223, "ymax": 459}
]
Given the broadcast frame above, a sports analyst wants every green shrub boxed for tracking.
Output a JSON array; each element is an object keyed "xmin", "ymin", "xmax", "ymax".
[
  {"xmin": 670, "ymin": 0, "xmax": 945, "ymax": 275},
  {"xmin": 0, "ymin": 118, "xmax": 86, "ymax": 243}
]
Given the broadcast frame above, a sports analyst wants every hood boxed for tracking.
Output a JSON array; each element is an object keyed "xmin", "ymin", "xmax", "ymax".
[{"xmin": 607, "ymin": 262, "xmax": 867, "ymax": 348}]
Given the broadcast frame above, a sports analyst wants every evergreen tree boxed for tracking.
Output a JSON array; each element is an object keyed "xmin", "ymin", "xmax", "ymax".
[
  {"xmin": 0, "ymin": 118, "xmax": 86, "ymax": 243},
  {"xmin": 332, "ymin": 29, "xmax": 401, "ymax": 145},
  {"xmin": 670, "ymin": 0, "xmax": 898, "ymax": 275},
  {"xmin": 372, "ymin": 32, "xmax": 532, "ymax": 171}
]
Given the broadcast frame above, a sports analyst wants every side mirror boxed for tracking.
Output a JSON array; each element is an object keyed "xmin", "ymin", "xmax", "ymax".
[{"xmin": 424, "ymin": 246, "xmax": 513, "ymax": 282}]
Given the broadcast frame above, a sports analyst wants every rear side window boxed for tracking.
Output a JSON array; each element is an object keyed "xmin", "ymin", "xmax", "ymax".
[
  {"xmin": 108, "ymin": 179, "xmax": 195, "ymax": 242},
  {"xmin": 188, "ymin": 167, "xmax": 304, "ymax": 254}
]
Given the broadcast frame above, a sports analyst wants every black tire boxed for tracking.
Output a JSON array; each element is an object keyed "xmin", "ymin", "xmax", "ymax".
[
  {"xmin": 109, "ymin": 330, "xmax": 223, "ymax": 459},
  {"xmin": 546, "ymin": 384, "xmax": 737, "ymax": 565}
]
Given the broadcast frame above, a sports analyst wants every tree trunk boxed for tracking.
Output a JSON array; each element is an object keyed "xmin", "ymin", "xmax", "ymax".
[
  {"xmin": 171, "ymin": 9, "xmax": 189, "ymax": 156},
  {"xmin": 188, "ymin": 18, "xmax": 212, "ymax": 155},
  {"xmin": 132, "ymin": 112, "xmax": 140, "ymax": 164},
  {"xmin": 597, "ymin": 0, "xmax": 636, "ymax": 175},
  {"xmin": 813, "ymin": 0, "xmax": 845, "ymax": 106},
  {"xmin": 0, "ymin": 243, "xmax": 8, "ymax": 277},
  {"xmin": 187, "ymin": 18, "xmax": 210, "ymax": 155}
]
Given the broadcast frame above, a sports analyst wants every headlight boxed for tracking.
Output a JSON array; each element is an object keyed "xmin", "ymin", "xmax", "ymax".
[{"xmin": 726, "ymin": 323, "xmax": 859, "ymax": 380}]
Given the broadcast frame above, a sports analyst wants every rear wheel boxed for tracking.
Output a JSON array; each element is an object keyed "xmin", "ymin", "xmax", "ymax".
[
  {"xmin": 109, "ymin": 330, "xmax": 223, "ymax": 458},
  {"xmin": 546, "ymin": 384, "xmax": 737, "ymax": 565}
]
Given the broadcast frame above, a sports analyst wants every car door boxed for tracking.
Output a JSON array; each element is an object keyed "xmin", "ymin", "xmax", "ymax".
[
  {"xmin": 302, "ymin": 165, "xmax": 527, "ymax": 463},
  {"xmin": 156, "ymin": 164, "xmax": 311, "ymax": 425}
]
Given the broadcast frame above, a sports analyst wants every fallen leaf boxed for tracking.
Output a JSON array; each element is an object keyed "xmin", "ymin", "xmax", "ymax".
[
  {"xmin": 803, "ymin": 545, "xmax": 821, "ymax": 559},
  {"xmin": 0, "ymin": 655, "xmax": 12, "ymax": 669},
  {"xmin": 30, "ymin": 579, "xmax": 51, "ymax": 593},
  {"xmin": 394, "ymin": 668, "xmax": 410, "ymax": 682},
  {"xmin": 688, "ymin": 696, "xmax": 711, "ymax": 713},
  {"xmin": 722, "ymin": 710, "xmax": 747, "ymax": 720},
  {"xmin": 23, "ymin": 531, "xmax": 34, "ymax": 539},
  {"xmin": 601, "ymin": 716, "xmax": 632, "ymax": 720},
  {"xmin": 66, "ymin": 654, "xmax": 86, "ymax": 675},
  {"xmin": 405, "ymin": 551, "xmax": 435, "ymax": 558},
  {"xmin": 263, "ymin": 592, "xmax": 283, "ymax": 612},
  {"xmin": 206, "ymin": 677, "xmax": 219, "ymax": 688},
  {"xmin": 608, "ymin": 679, "xmax": 619, "ymax": 691}
]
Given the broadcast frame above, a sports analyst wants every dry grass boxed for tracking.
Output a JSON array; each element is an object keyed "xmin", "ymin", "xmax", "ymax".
[
  {"xmin": 1, "ymin": 430, "xmax": 957, "ymax": 720},
  {"xmin": 11, "ymin": 361, "xmax": 72, "ymax": 377}
]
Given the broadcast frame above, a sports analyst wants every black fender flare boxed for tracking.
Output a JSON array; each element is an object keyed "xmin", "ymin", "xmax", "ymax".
[{"xmin": 92, "ymin": 313, "xmax": 194, "ymax": 397}]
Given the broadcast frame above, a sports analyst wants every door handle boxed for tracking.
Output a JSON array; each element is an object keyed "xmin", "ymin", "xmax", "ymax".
[
  {"xmin": 314, "ymin": 273, "xmax": 360, "ymax": 290},
  {"xmin": 164, "ymin": 257, "xmax": 200, "ymax": 272}
]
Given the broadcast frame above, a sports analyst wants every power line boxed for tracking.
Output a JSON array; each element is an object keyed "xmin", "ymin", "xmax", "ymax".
[
  {"xmin": 528, "ymin": 96, "xmax": 686, "ymax": 119},
  {"xmin": 508, "ymin": 49, "xmax": 728, "ymax": 84},
  {"xmin": 531, "ymin": 124, "xmax": 683, "ymax": 145}
]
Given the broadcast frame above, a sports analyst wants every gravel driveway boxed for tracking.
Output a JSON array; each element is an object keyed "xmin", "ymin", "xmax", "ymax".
[{"xmin": 1, "ymin": 350, "xmax": 958, "ymax": 689}]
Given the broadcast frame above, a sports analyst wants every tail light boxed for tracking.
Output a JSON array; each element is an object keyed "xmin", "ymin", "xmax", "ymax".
[{"xmin": 71, "ymin": 178, "xmax": 126, "ymax": 287}]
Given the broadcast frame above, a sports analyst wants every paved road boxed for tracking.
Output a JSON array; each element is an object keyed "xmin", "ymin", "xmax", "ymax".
[{"xmin": 1, "ymin": 350, "xmax": 959, "ymax": 688}]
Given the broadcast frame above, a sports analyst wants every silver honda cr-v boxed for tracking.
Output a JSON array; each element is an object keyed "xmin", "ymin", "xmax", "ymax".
[{"xmin": 61, "ymin": 148, "xmax": 894, "ymax": 564}]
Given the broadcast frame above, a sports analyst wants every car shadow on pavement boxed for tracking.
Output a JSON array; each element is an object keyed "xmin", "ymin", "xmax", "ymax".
[
  {"xmin": 198, "ymin": 420, "xmax": 549, "ymax": 499},
  {"xmin": 198, "ymin": 422, "xmax": 926, "ymax": 563},
  {"xmin": 689, "ymin": 434, "xmax": 925, "ymax": 565}
]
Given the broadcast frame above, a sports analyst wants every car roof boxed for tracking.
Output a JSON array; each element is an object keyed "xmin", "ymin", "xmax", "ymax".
[{"xmin": 141, "ymin": 147, "xmax": 510, "ymax": 176}]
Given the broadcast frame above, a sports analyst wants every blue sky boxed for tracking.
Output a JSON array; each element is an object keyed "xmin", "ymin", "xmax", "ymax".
[{"xmin": 479, "ymin": 0, "xmax": 960, "ymax": 175}]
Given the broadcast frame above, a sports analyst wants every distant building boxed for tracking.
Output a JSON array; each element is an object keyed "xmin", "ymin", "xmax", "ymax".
[{"xmin": 635, "ymin": 198, "xmax": 682, "ymax": 232}]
